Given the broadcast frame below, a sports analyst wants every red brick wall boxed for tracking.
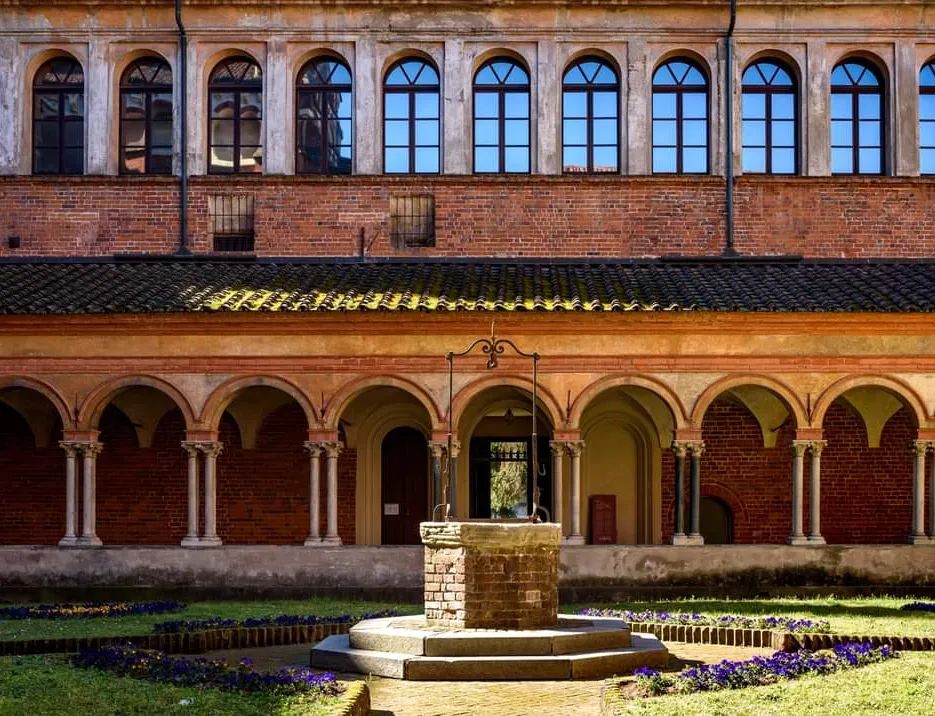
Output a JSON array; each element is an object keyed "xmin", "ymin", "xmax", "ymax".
[
  {"xmin": 0, "ymin": 403, "xmax": 64, "ymax": 545},
  {"xmin": 4, "ymin": 175, "xmax": 935, "ymax": 259}
]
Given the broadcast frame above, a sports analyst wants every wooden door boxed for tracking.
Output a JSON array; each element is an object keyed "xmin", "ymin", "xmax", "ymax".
[{"xmin": 381, "ymin": 427, "xmax": 428, "ymax": 545}]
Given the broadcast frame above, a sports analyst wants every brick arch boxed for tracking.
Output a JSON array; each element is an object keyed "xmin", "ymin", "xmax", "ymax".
[
  {"xmin": 0, "ymin": 376, "xmax": 73, "ymax": 430},
  {"xmin": 812, "ymin": 375, "xmax": 927, "ymax": 430},
  {"xmin": 200, "ymin": 375, "xmax": 317, "ymax": 430},
  {"xmin": 78, "ymin": 375, "xmax": 196, "ymax": 431},
  {"xmin": 690, "ymin": 375, "xmax": 807, "ymax": 430},
  {"xmin": 451, "ymin": 374, "xmax": 563, "ymax": 432},
  {"xmin": 568, "ymin": 374, "xmax": 688, "ymax": 431},
  {"xmin": 662, "ymin": 481, "xmax": 749, "ymax": 541},
  {"xmin": 323, "ymin": 375, "xmax": 442, "ymax": 432}
]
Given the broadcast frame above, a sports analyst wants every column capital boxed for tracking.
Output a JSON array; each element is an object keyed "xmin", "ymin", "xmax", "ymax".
[
  {"xmin": 80, "ymin": 442, "xmax": 103, "ymax": 457},
  {"xmin": 449, "ymin": 439, "xmax": 462, "ymax": 459},
  {"xmin": 549, "ymin": 440, "xmax": 567, "ymax": 456},
  {"xmin": 303, "ymin": 441, "xmax": 324, "ymax": 457},
  {"xmin": 195, "ymin": 441, "xmax": 223, "ymax": 459},
  {"xmin": 566, "ymin": 440, "xmax": 585, "ymax": 457},
  {"xmin": 58, "ymin": 441, "xmax": 82, "ymax": 457},
  {"xmin": 428, "ymin": 442, "xmax": 447, "ymax": 459},
  {"xmin": 686, "ymin": 440, "xmax": 705, "ymax": 456},
  {"xmin": 322, "ymin": 441, "xmax": 343, "ymax": 459},
  {"xmin": 912, "ymin": 439, "xmax": 929, "ymax": 457},
  {"xmin": 180, "ymin": 440, "xmax": 203, "ymax": 457},
  {"xmin": 671, "ymin": 440, "xmax": 689, "ymax": 458},
  {"xmin": 809, "ymin": 440, "xmax": 828, "ymax": 456},
  {"xmin": 791, "ymin": 440, "xmax": 811, "ymax": 457}
]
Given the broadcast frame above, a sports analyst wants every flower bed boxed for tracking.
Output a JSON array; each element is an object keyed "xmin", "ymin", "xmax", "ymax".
[
  {"xmin": 900, "ymin": 602, "xmax": 935, "ymax": 613},
  {"xmin": 634, "ymin": 641, "xmax": 896, "ymax": 696},
  {"xmin": 0, "ymin": 601, "xmax": 185, "ymax": 620},
  {"xmin": 580, "ymin": 608, "xmax": 830, "ymax": 634},
  {"xmin": 72, "ymin": 644, "xmax": 341, "ymax": 696},
  {"xmin": 152, "ymin": 609, "xmax": 399, "ymax": 634}
]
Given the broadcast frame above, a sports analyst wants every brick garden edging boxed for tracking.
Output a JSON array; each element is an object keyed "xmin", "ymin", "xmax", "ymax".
[
  {"xmin": 0, "ymin": 622, "xmax": 349, "ymax": 656},
  {"xmin": 786, "ymin": 632, "xmax": 935, "ymax": 652}
]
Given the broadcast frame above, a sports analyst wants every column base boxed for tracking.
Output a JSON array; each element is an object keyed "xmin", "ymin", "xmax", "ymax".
[
  {"xmin": 75, "ymin": 536, "xmax": 103, "ymax": 547},
  {"xmin": 322, "ymin": 535, "xmax": 343, "ymax": 546},
  {"xmin": 908, "ymin": 534, "xmax": 931, "ymax": 545},
  {"xmin": 180, "ymin": 536, "xmax": 202, "ymax": 548},
  {"xmin": 563, "ymin": 534, "xmax": 586, "ymax": 545},
  {"xmin": 57, "ymin": 536, "xmax": 79, "ymax": 547},
  {"xmin": 807, "ymin": 535, "xmax": 826, "ymax": 545},
  {"xmin": 304, "ymin": 537, "xmax": 326, "ymax": 547},
  {"xmin": 198, "ymin": 536, "xmax": 223, "ymax": 548},
  {"xmin": 672, "ymin": 534, "xmax": 704, "ymax": 545},
  {"xmin": 787, "ymin": 535, "xmax": 810, "ymax": 546}
]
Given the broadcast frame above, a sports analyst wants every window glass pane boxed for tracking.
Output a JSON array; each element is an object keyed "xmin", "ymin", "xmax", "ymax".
[
  {"xmin": 682, "ymin": 147, "xmax": 707, "ymax": 173},
  {"xmin": 831, "ymin": 147, "xmax": 853, "ymax": 173},
  {"xmin": 652, "ymin": 147, "xmax": 677, "ymax": 173},
  {"xmin": 920, "ymin": 95, "xmax": 935, "ymax": 121},
  {"xmin": 151, "ymin": 121, "xmax": 172, "ymax": 147},
  {"xmin": 121, "ymin": 120, "xmax": 145, "ymax": 147},
  {"xmin": 592, "ymin": 146, "xmax": 617, "ymax": 172},
  {"xmin": 121, "ymin": 147, "xmax": 145, "ymax": 174},
  {"xmin": 211, "ymin": 119, "xmax": 234, "ymax": 146},
  {"xmin": 771, "ymin": 93, "xmax": 795, "ymax": 120},
  {"xmin": 151, "ymin": 146, "xmax": 172, "ymax": 174},
  {"xmin": 858, "ymin": 120, "xmax": 881, "ymax": 146},
  {"xmin": 414, "ymin": 147, "xmax": 439, "ymax": 173},
  {"xmin": 240, "ymin": 92, "xmax": 262, "ymax": 119},
  {"xmin": 474, "ymin": 92, "xmax": 498, "ymax": 119},
  {"xmin": 858, "ymin": 93, "xmax": 881, "ymax": 119},
  {"xmin": 504, "ymin": 92, "xmax": 528, "ymax": 119},
  {"xmin": 297, "ymin": 118, "xmax": 322, "ymax": 148},
  {"xmin": 62, "ymin": 148, "xmax": 83, "ymax": 174},
  {"xmin": 334, "ymin": 119, "xmax": 352, "ymax": 146},
  {"xmin": 385, "ymin": 93, "xmax": 409, "ymax": 119},
  {"xmin": 209, "ymin": 146, "xmax": 234, "ymax": 173},
  {"xmin": 771, "ymin": 120, "xmax": 795, "ymax": 146},
  {"xmin": 239, "ymin": 119, "xmax": 262, "ymax": 146},
  {"xmin": 682, "ymin": 93, "xmax": 707, "ymax": 118},
  {"xmin": 34, "ymin": 94, "xmax": 59, "ymax": 119},
  {"xmin": 415, "ymin": 119, "xmax": 438, "ymax": 146},
  {"xmin": 652, "ymin": 93, "xmax": 676, "ymax": 119},
  {"xmin": 333, "ymin": 92, "xmax": 352, "ymax": 118},
  {"xmin": 830, "ymin": 94, "xmax": 852, "ymax": 119},
  {"xmin": 474, "ymin": 119, "xmax": 498, "ymax": 145},
  {"xmin": 415, "ymin": 93, "xmax": 439, "ymax": 119},
  {"xmin": 920, "ymin": 121, "xmax": 935, "ymax": 148},
  {"xmin": 771, "ymin": 148, "xmax": 796, "ymax": 174},
  {"xmin": 211, "ymin": 92, "xmax": 235, "ymax": 118},
  {"xmin": 683, "ymin": 119, "xmax": 707, "ymax": 147},
  {"xmin": 121, "ymin": 92, "xmax": 145, "ymax": 119},
  {"xmin": 63, "ymin": 121, "xmax": 83, "ymax": 147},
  {"xmin": 563, "ymin": 119, "xmax": 587, "ymax": 145},
  {"xmin": 151, "ymin": 93, "xmax": 172, "ymax": 121},
  {"xmin": 239, "ymin": 145, "xmax": 262, "ymax": 172},
  {"xmin": 653, "ymin": 120, "xmax": 676, "ymax": 146},
  {"xmin": 593, "ymin": 118, "xmax": 617, "ymax": 145},
  {"xmin": 742, "ymin": 147, "xmax": 766, "ymax": 173},
  {"xmin": 504, "ymin": 147, "xmax": 529, "ymax": 173},
  {"xmin": 475, "ymin": 146, "xmax": 498, "ymax": 172},
  {"xmin": 384, "ymin": 120, "xmax": 409, "ymax": 147},
  {"xmin": 563, "ymin": 91, "xmax": 586, "ymax": 118},
  {"xmin": 64, "ymin": 93, "xmax": 83, "ymax": 117},
  {"xmin": 33, "ymin": 148, "xmax": 58, "ymax": 173},
  {"xmin": 34, "ymin": 121, "xmax": 59, "ymax": 148},
  {"xmin": 504, "ymin": 119, "xmax": 528, "ymax": 146},
  {"xmin": 921, "ymin": 148, "xmax": 935, "ymax": 174},
  {"xmin": 592, "ymin": 91, "xmax": 617, "ymax": 118},
  {"xmin": 741, "ymin": 93, "xmax": 765, "ymax": 119},
  {"xmin": 563, "ymin": 146, "xmax": 587, "ymax": 172},
  {"xmin": 385, "ymin": 147, "xmax": 408, "ymax": 173},
  {"xmin": 858, "ymin": 147, "xmax": 881, "ymax": 173},
  {"xmin": 742, "ymin": 119, "xmax": 765, "ymax": 146},
  {"xmin": 831, "ymin": 120, "xmax": 853, "ymax": 147}
]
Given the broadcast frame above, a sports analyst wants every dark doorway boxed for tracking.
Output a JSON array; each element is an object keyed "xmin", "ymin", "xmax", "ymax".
[
  {"xmin": 700, "ymin": 496, "xmax": 733, "ymax": 544},
  {"xmin": 381, "ymin": 427, "xmax": 429, "ymax": 545},
  {"xmin": 469, "ymin": 436, "xmax": 552, "ymax": 520}
]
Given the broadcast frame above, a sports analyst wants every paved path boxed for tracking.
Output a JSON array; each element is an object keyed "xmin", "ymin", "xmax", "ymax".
[{"xmin": 205, "ymin": 641, "xmax": 773, "ymax": 715}]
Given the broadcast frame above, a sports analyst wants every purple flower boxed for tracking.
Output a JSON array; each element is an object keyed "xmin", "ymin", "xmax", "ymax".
[
  {"xmin": 154, "ymin": 609, "xmax": 399, "ymax": 634},
  {"xmin": 0, "ymin": 601, "xmax": 185, "ymax": 621},
  {"xmin": 578, "ymin": 608, "xmax": 830, "ymax": 633}
]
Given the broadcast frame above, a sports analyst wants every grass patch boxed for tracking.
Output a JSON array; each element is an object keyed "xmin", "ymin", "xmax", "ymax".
[
  {"xmin": 567, "ymin": 596, "xmax": 935, "ymax": 637},
  {"xmin": 610, "ymin": 652, "xmax": 935, "ymax": 715},
  {"xmin": 0, "ymin": 598, "xmax": 419, "ymax": 642},
  {"xmin": 0, "ymin": 655, "xmax": 341, "ymax": 716}
]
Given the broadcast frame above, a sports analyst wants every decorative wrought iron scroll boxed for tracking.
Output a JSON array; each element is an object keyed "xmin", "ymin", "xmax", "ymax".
[{"xmin": 438, "ymin": 322, "xmax": 547, "ymax": 522}]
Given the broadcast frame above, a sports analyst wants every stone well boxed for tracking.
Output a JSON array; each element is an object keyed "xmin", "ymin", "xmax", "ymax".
[{"xmin": 420, "ymin": 520, "xmax": 561, "ymax": 630}]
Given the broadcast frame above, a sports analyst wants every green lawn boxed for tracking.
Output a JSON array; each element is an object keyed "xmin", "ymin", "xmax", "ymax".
[
  {"xmin": 572, "ymin": 596, "xmax": 935, "ymax": 636},
  {"xmin": 0, "ymin": 655, "xmax": 342, "ymax": 716},
  {"xmin": 608, "ymin": 652, "xmax": 935, "ymax": 715},
  {"xmin": 0, "ymin": 597, "xmax": 419, "ymax": 642}
]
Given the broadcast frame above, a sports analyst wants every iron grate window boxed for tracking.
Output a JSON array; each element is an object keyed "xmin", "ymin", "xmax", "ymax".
[
  {"xmin": 390, "ymin": 194, "xmax": 435, "ymax": 248},
  {"xmin": 211, "ymin": 194, "xmax": 255, "ymax": 252}
]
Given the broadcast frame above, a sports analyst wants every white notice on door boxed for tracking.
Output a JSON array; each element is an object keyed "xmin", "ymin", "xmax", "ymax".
[{"xmin": 383, "ymin": 503, "xmax": 400, "ymax": 516}]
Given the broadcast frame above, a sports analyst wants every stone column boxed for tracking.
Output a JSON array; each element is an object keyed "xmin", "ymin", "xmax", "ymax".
[
  {"xmin": 85, "ymin": 38, "xmax": 111, "ymax": 174},
  {"xmin": 180, "ymin": 442, "xmax": 201, "ymax": 547},
  {"xmin": 323, "ymin": 441, "xmax": 343, "ymax": 545},
  {"xmin": 303, "ymin": 442, "xmax": 324, "ymax": 546},
  {"xmin": 910, "ymin": 439, "xmax": 928, "ymax": 544},
  {"xmin": 805, "ymin": 40, "xmax": 830, "ymax": 176},
  {"xmin": 429, "ymin": 442, "xmax": 445, "ymax": 513},
  {"xmin": 443, "ymin": 39, "xmax": 467, "ymax": 174},
  {"xmin": 808, "ymin": 441, "xmax": 827, "ymax": 544},
  {"xmin": 671, "ymin": 441, "xmax": 688, "ymax": 542},
  {"xmin": 264, "ymin": 39, "xmax": 289, "ymax": 174},
  {"xmin": 549, "ymin": 441, "xmax": 565, "ymax": 532},
  {"xmin": 687, "ymin": 442, "xmax": 705, "ymax": 544},
  {"xmin": 58, "ymin": 442, "xmax": 80, "ymax": 546},
  {"xmin": 448, "ymin": 439, "xmax": 461, "ymax": 518},
  {"xmin": 536, "ymin": 39, "xmax": 560, "ymax": 174},
  {"xmin": 199, "ymin": 442, "xmax": 223, "ymax": 547},
  {"xmin": 894, "ymin": 40, "xmax": 919, "ymax": 176},
  {"xmin": 77, "ymin": 443, "xmax": 103, "ymax": 547},
  {"xmin": 565, "ymin": 441, "xmax": 585, "ymax": 544},
  {"xmin": 929, "ymin": 442, "xmax": 935, "ymax": 544},
  {"xmin": 789, "ymin": 440, "xmax": 809, "ymax": 545},
  {"xmin": 354, "ymin": 36, "xmax": 379, "ymax": 175}
]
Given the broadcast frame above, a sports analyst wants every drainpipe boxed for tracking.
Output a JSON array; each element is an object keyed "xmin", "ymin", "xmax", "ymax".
[
  {"xmin": 175, "ymin": 0, "xmax": 191, "ymax": 255},
  {"xmin": 723, "ymin": 0, "xmax": 737, "ymax": 256}
]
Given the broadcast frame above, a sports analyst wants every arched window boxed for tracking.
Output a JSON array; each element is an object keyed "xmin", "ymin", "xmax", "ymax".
[
  {"xmin": 383, "ymin": 58, "xmax": 440, "ymax": 174},
  {"xmin": 652, "ymin": 58, "xmax": 708, "ymax": 174},
  {"xmin": 208, "ymin": 56, "xmax": 263, "ymax": 174},
  {"xmin": 296, "ymin": 57, "xmax": 352, "ymax": 175},
  {"xmin": 920, "ymin": 61, "xmax": 935, "ymax": 175},
  {"xmin": 473, "ymin": 58, "xmax": 530, "ymax": 174},
  {"xmin": 119, "ymin": 57, "xmax": 172, "ymax": 175},
  {"xmin": 830, "ymin": 59, "xmax": 884, "ymax": 175},
  {"xmin": 562, "ymin": 57, "xmax": 619, "ymax": 173},
  {"xmin": 741, "ymin": 60, "xmax": 797, "ymax": 174},
  {"xmin": 32, "ymin": 56, "xmax": 84, "ymax": 175}
]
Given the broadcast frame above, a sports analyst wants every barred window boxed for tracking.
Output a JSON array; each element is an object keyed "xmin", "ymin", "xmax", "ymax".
[
  {"xmin": 390, "ymin": 195, "xmax": 435, "ymax": 248},
  {"xmin": 33, "ymin": 56, "xmax": 84, "ymax": 175},
  {"xmin": 210, "ymin": 195, "xmax": 255, "ymax": 252},
  {"xmin": 120, "ymin": 57, "xmax": 173, "ymax": 175}
]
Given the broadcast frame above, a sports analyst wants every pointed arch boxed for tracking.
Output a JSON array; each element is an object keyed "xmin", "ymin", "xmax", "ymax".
[
  {"xmin": 690, "ymin": 375, "xmax": 807, "ymax": 430},
  {"xmin": 812, "ymin": 375, "xmax": 927, "ymax": 429},
  {"xmin": 200, "ymin": 375, "xmax": 317, "ymax": 430},
  {"xmin": 78, "ymin": 375, "xmax": 196, "ymax": 431}
]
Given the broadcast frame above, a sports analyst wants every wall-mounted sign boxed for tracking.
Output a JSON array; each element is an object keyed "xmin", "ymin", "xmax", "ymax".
[{"xmin": 383, "ymin": 503, "xmax": 400, "ymax": 516}]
